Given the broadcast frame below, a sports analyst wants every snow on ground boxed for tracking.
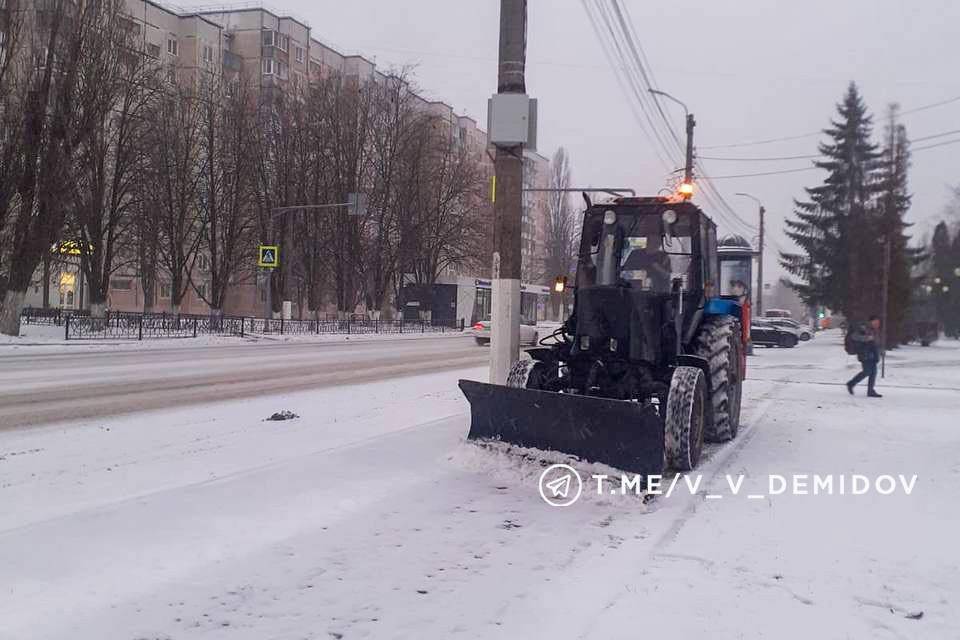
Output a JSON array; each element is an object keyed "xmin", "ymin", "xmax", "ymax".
[{"xmin": 1, "ymin": 332, "xmax": 958, "ymax": 639}]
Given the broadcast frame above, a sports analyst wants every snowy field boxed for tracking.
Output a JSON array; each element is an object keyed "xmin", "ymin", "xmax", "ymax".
[{"xmin": 1, "ymin": 332, "xmax": 958, "ymax": 639}]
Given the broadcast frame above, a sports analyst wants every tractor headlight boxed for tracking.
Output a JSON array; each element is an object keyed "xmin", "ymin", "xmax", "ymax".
[
  {"xmin": 603, "ymin": 210, "xmax": 617, "ymax": 225},
  {"xmin": 662, "ymin": 209, "xmax": 678, "ymax": 225}
]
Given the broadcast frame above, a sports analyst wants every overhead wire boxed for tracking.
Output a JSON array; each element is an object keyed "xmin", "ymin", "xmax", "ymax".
[
  {"xmin": 581, "ymin": 1, "xmax": 677, "ymax": 175},
  {"xmin": 699, "ymin": 94, "xmax": 960, "ymax": 150},
  {"xmin": 594, "ymin": 0, "xmax": 757, "ymax": 236}
]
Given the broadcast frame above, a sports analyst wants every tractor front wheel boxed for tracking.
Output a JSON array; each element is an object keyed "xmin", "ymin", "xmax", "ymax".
[
  {"xmin": 506, "ymin": 358, "xmax": 549, "ymax": 390},
  {"xmin": 665, "ymin": 366, "xmax": 706, "ymax": 471}
]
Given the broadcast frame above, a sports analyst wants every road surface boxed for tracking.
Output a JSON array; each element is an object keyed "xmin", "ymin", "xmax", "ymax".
[
  {"xmin": 0, "ymin": 335, "xmax": 486, "ymax": 429},
  {"xmin": 1, "ymin": 333, "xmax": 957, "ymax": 639}
]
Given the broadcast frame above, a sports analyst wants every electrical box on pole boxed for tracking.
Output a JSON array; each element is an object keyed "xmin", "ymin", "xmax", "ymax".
[{"xmin": 488, "ymin": 94, "xmax": 538, "ymax": 150}]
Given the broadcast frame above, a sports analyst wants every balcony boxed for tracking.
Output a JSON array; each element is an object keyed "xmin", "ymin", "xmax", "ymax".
[{"xmin": 222, "ymin": 49, "xmax": 242, "ymax": 72}]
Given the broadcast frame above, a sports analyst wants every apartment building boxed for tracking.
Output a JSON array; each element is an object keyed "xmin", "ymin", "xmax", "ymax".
[{"xmin": 21, "ymin": 1, "xmax": 551, "ymax": 319}]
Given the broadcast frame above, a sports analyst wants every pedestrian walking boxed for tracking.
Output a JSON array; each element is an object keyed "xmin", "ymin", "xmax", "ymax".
[{"xmin": 846, "ymin": 315, "xmax": 883, "ymax": 398}]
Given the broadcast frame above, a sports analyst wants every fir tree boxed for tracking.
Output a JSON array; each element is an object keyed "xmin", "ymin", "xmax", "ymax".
[
  {"xmin": 929, "ymin": 221, "xmax": 959, "ymax": 335},
  {"xmin": 781, "ymin": 83, "xmax": 882, "ymax": 321},
  {"xmin": 874, "ymin": 105, "xmax": 920, "ymax": 344}
]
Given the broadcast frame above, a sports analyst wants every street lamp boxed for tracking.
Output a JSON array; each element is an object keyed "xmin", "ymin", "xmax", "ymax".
[
  {"xmin": 648, "ymin": 89, "xmax": 696, "ymax": 194},
  {"xmin": 735, "ymin": 192, "xmax": 766, "ymax": 316}
]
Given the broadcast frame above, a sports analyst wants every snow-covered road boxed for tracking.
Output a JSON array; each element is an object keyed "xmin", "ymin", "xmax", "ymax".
[
  {"xmin": 0, "ymin": 335, "xmax": 485, "ymax": 429},
  {"xmin": 1, "ymin": 333, "xmax": 958, "ymax": 639}
]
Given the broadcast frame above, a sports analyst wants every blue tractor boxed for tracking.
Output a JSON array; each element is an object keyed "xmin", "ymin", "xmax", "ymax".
[{"xmin": 459, "ymin": 196, "xmax": 747, "ymax": 476}]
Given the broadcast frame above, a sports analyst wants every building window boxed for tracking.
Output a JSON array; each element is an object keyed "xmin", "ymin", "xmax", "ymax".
[
  {"xmin": 197, "ymin": 254, "xmax": 209, "ymax": 271},
  {"xmin": 160, "ymin": 282, "xmax": 171, "ymax": 299},
  {"xmin": 110, "ymin": 278, "xmax": 133, "ymax": 291},
  {"xmin": 262, "ymin": 29, "xmax": 289, "ymax": 52},
  {"xmin": 262, "ymin": 58, "xmax": 275, "ymax": 75},
  {"xmin": 295, "ymin": 46, "xmax": 303, "ymax": 63},
  {"xmin": 146, "ymin": 42, "xmax": 160, "ymax": 59},
  {"xmin": 202, "ymin": 44, "xmax": 214, "ymax": 63},
  {"xmin": 167, "ymin": 37, "xmax": 178, "ymax": 57}
]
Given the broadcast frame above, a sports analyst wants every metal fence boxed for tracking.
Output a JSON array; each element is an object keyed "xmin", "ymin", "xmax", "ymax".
[
  {"xmin": 20, "ymin": 307, "xmax": 89, "ymax": 326},
  {"xmin": 31, "ymin": 309, "xmax": 464, "ymax": 340}
]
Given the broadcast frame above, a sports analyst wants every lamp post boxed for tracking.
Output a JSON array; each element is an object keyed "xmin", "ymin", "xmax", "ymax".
[
  {"xmin": 735, "ymin": 192, "xmax": 766, "ymax": 316},
  {"xmin": 648, "ymin": 89, "xmax": 695, "ymax": 190}
]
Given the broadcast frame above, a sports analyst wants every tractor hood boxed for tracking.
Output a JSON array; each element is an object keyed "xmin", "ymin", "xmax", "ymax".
[{"xmin": 572, "ymin": 285, "xmax": 677, "ymax": 366}]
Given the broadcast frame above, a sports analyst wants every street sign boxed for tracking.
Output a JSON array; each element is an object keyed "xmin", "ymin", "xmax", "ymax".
[{"xmin": 258, "ymin": 245, "xmax": 279, "ymax": 268}]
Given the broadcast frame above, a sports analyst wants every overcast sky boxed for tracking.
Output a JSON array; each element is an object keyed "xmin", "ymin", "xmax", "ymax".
[{"xmin": 189, "ymin": 0, "xmax": 959, "ymax": 278}]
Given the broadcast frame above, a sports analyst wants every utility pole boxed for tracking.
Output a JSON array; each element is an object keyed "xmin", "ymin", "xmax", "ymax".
[
  {"xmin": 757, "ymin": 204, "xmax": 765, "ymax": 316},
  {"xmin": 735, "ymin": 193, "xmax": 765, "ymax": 316},
  {"xmin": 880, "ymin": 235, "xmax": 891, "ymax": 378},
  {"xmin": 488, "ymin": 0, "xmax": 528, "ymax": 384},
  {"xmin": 684, "ymin": 113, "xmax": 696, "ymax": 185}
]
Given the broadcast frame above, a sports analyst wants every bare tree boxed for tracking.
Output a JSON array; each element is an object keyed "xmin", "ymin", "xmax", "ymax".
[
  {"xmin": 316, "ymin": 73, "xmax": 376, "ymax": 317},
  {"xmin": 0, "ymin": 0, "xmax": 28, "ymax": 297},
  {"xmin": 1, "ymin": 0, "xmax": 133, "ymax": 335},
  {"xmin": 362, "ymin": 72, "xmax": 425, "ymax": 318},
  {"xmin": 195, "ymin": 74, "xmax": 257, "ymax": 319},
  {"xmin": 142, "ymin": 79, "xmax": 205, "ymax": 315},
  {"xmin": 252, "ymin": 86, "xmax": 310, "ymax": 317},
  {"xmin": 69, "ymin": 23, "xmax": 157, "ymax": 318},
  {"xmin": 541, "ymin": 147, "xmax": 579, "ymax": 320},
  {"xmin": 404, "ymin": 116, "xmax": 486, "ymax": 318}
]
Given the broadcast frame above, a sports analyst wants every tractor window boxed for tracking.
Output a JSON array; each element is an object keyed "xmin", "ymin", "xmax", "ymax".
[
  {"xmin": 720, "ymin": 258, "xmax": 752, "ymax": 298},
  {"xmin": 621, "ymin": 232, "xmax": 694, "ymax": 292},
  {"xmin": 577, "ymin": 209, "xmax": 696, "ymax": 293}
]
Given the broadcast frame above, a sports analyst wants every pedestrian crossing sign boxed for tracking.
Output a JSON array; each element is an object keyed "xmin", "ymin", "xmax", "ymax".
[{"xmin": 258, "ymin": 245, "xmax": 279, "ymax": 268}]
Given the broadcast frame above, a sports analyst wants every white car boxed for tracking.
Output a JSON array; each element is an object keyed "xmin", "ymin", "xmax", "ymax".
[
  {"xmin": 768, "ymin": 318, "xmax": 813, "ymax": 341},
  {"xmin": 472, "ymin": 319, "xmax": 540, "ymax": 346}
]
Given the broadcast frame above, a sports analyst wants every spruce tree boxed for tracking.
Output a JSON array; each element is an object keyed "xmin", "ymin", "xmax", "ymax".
[
  {"xmin": 948, "ymin": 232, "xmax": 960, "ymax": 337},
  {"xmin": 874, "ymin": 105, "xmax": 919, "ymax": 345},
  {"xmin": 930, "ymin": 221, "xmax": 956, "ymax": 334},
  {"xmin": 781, "ymin": 83, "xmax": 882, "ymax": 322}
]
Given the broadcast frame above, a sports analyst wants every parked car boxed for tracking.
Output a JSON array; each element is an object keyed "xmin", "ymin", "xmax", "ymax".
[
  {"xmin": 763, "ymin": 309, "xmax": 793, "ymax": 319},
  {"xmin": 768, "ymin": 317, "xmax": 813, "ymax": 341},
  {"xmin": 472, "ymin": 319, "xmax": 539, "ymax": 346},
  {"xmin": 751, "ymin": 319, "xmax": 799, "ymax": 348}
]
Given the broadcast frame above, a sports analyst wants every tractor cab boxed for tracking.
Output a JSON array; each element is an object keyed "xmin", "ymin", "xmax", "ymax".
[
  {"xmin": 717, "ymin": 234, "xmax": 755, "ymax": 351},
  {"xmin": 570, "ymin": 198, "xmax": 720, "ymax": 364}
]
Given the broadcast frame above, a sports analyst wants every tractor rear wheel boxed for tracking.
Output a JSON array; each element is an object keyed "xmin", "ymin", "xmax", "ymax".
[
  {"xmin": 665, "ymin": 366, "xmax": 706, "ymax": 471},
  {"xmin": 694, "ymin": 316, "xmax": 744, "ymax": 442}
]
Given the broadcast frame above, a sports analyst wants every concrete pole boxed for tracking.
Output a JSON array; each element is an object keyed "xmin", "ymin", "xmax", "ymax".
[
  {"xmin": 880, "ymin": 235, "xmax": 891, "ymax": 378},
  {"xmin": 489, "ymin": 0, "xmax": 526, "ymax": 384},
  {"xmin": 757, "ymin": 204, "xmax": 765, "ymax": 316},
  {"xmin": 684, "ymin": 113, "xmax": 696, "ymax": 185}
]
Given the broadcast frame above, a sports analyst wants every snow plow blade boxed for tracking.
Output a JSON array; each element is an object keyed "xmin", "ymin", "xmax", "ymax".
[{"xmin": 458, "ymin": 380, "xmax": 664, "ymax": 476}]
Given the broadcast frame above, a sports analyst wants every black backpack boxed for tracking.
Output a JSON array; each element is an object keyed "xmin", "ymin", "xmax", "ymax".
[{"xmin": 844, "ymin": 326, "xmax": 862, "ymax": 355}]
